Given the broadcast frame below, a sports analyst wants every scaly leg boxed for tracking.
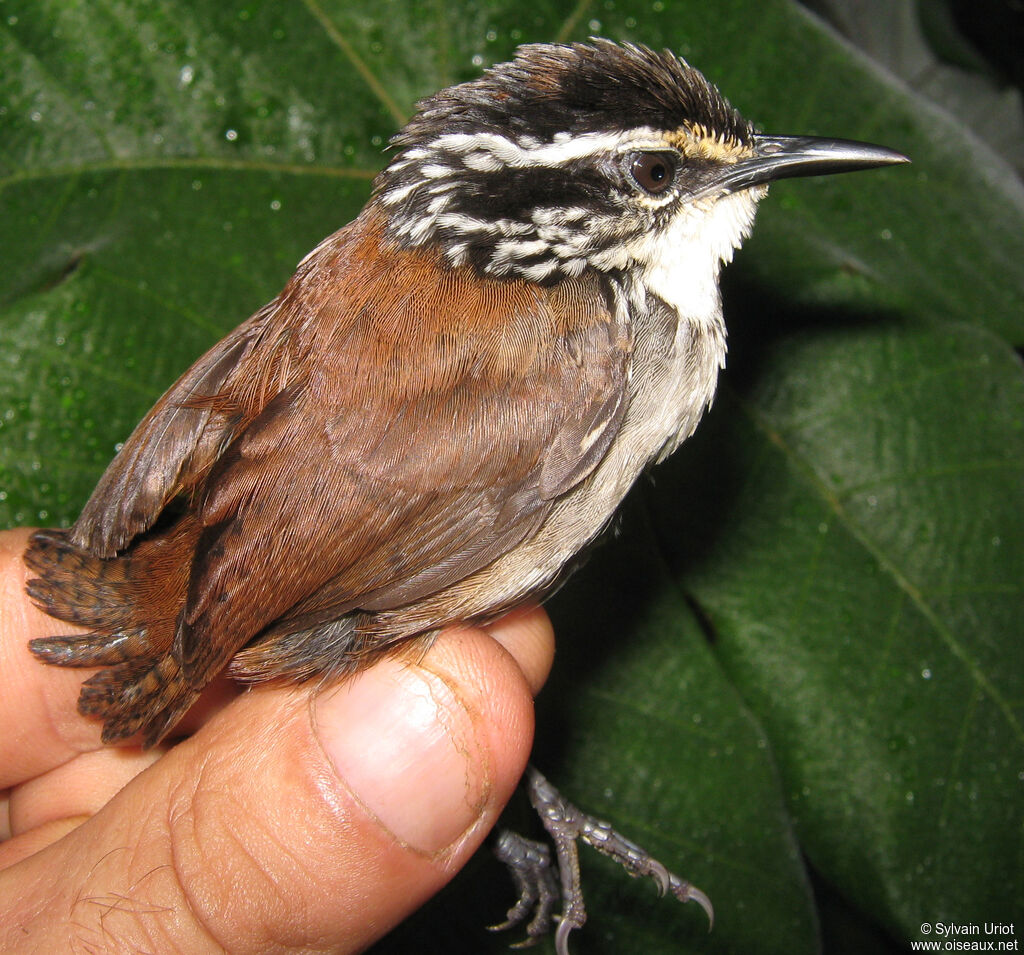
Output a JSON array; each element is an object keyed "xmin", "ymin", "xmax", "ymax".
[{"xmin": 493, "ymin": 765, "xmax": 713, "ymax": 953}]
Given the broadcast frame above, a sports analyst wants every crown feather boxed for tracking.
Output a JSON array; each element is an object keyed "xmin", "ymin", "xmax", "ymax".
[{"xmin": 393, "ymin": 40, "xmax": 753, "ymax": 152}]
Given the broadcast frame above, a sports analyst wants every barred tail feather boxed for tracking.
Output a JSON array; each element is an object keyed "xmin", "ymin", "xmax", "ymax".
[
  {"xmin": 78, "ymin": 656, "xmax": 200, "ymax": 746},
  {"xmin": 25, "ymin": 529, "xmax": 137, "ymax": 636},
  {"xmin": 24, "ymin": 528, "xmax": 199, "ymax": 746}
]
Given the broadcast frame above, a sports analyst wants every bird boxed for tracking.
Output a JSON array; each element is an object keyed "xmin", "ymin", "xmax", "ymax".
[{"xmin": 24, "ymin": 39, "xmax": 908, "ymax": 951}]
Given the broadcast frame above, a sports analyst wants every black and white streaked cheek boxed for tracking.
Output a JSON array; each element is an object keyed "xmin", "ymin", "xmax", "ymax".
[{"xmin": 376, "ymin": 127, "xmax": 661, "ymax": 280}]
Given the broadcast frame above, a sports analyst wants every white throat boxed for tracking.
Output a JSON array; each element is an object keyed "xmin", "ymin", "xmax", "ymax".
[{"xmin": 630, "ymin": 188, "xmax": 763, "ymax": 327}]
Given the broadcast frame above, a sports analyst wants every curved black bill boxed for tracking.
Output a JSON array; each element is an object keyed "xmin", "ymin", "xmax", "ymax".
[{"xmin": 717, "ymin": 135, "xmax": 910, "ymax": 194}]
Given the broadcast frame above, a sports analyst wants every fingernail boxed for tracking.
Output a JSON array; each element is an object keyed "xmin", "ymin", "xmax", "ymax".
[{"xmin": 313, "ymin": 659, "xmax": 491, "ymax": 854}]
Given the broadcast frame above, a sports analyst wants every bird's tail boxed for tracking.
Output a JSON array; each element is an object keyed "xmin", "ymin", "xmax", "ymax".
[{"xmin": 24, "ymin": 528, "xmax": 200, "ymax": 746}]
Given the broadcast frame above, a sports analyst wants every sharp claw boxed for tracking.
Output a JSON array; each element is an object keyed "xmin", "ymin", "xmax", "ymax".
[
  {"xmin": 486, "ymin": 905, "xmax": 531, "ymax": 934},
  {"xmin": 675, "ymin": 882, "xmax": 715, "ymax": 930},
  {"xmin": 554, "ymin": 916, "xmax": 579, "ymax": 955},
  {"xmin": 650, "ymin": 859, "xmax": 671, "ymax": 896}
]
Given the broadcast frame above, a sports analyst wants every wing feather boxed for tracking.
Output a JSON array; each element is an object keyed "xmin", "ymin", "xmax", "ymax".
[{"xmin": 87, "ymin": 209, "xmax": 632, "ymax": 689}]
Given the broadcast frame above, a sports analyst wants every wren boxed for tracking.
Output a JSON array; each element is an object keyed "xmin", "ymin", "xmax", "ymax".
[{"xmin": 25, "ymin": 40, "xmax": 907, "ymax": 951}]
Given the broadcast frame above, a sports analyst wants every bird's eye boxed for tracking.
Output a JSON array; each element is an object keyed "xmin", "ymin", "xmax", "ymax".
[{"xmin": 629, "ymin": 151, "xmax": 677, "ymax": 194}]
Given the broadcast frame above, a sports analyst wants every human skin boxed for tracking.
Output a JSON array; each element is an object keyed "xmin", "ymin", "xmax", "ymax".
[{"xmin": 0, "ymin": 526, "xmax": 555, "ymax": 952}]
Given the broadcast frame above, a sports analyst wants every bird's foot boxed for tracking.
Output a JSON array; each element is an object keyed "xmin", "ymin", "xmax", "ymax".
[
  {"xmin": 489, "ymin": 830, "xmax": 560, "ymax": 947},
  {"xmin": 490, "ymin": 765, "xmax": 713, "ymax": 953}
]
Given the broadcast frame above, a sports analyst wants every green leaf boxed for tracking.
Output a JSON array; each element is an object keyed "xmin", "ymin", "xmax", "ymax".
[{"xmin": 2, "ymin": 1, "xmax": 1021, "ymax": 953}]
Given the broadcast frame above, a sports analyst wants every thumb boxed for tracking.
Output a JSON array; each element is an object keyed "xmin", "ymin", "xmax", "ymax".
[{"xmin": 2, "ymin": 613, "xmax": 552, "ymax": 952}]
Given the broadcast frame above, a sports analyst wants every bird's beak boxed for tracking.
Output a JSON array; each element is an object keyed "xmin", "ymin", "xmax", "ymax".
[{"xmin": 716, "ymin": 135, "xmax": 910, "ymax": 194}]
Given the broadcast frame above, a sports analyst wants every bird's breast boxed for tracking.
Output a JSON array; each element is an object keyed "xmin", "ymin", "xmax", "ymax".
[{"xmin": 415, "ymin": 281, "xmax": 726, "ymax": 619}]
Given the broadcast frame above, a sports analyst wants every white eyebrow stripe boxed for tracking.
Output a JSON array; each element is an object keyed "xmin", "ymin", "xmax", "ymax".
[{"xmin": 427, "ymin": 127, "xmax": 664, "ymax": 168}]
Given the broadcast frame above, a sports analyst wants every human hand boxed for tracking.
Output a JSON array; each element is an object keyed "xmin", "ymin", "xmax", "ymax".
[{"xmin": 0, "ymin": 526, "xmax": 554, "ymax": 952}]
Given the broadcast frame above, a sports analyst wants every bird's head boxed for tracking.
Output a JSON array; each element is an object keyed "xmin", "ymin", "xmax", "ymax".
[{"xmin": 374, "ymin": 40, "xmax": 907, "ymax": 294}]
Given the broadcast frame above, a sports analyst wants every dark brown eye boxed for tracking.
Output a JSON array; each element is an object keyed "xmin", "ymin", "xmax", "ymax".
[{"xmin": 630, "ymin": 151, "xmax": 676, "ymax": 194}]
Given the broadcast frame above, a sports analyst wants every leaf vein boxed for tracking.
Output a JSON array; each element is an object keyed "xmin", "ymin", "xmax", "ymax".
[
  {"xmin": 0, "ymin": 157, "xmax": 377, "ymax": 192},
  {"xmin": 738, "ymin": 395, "xmax": 1024, "ymax": 744},
  {"xmin": 299, "ymin": 0, "xmax": 407, "ymax": 126}
]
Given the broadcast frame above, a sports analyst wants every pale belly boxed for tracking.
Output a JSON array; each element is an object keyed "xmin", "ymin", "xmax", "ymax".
[{"xmin": 387, "ymin": 287, "xmax": 726, "ymax": 631}]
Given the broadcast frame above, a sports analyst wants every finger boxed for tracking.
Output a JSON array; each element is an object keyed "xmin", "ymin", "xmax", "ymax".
[
  {"xmin": 484, "ymin": 603, "xmax": 555, "ymax": 696},
  {"xmin": 1, "ymin": 620, "xmax": 545, "ymax": 953},
  {"xmin": 4, "ymin": 746, "xmax": 162, "ymax": 846}
]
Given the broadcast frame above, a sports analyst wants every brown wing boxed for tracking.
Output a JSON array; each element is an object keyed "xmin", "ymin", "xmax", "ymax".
[
  {"xmin": 174, "ymin": 207, "xmax": 632, "ymax": 688},
  {"xmin": 70, "ymin": 294, "xmax": 309, "ymax": 558}
]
